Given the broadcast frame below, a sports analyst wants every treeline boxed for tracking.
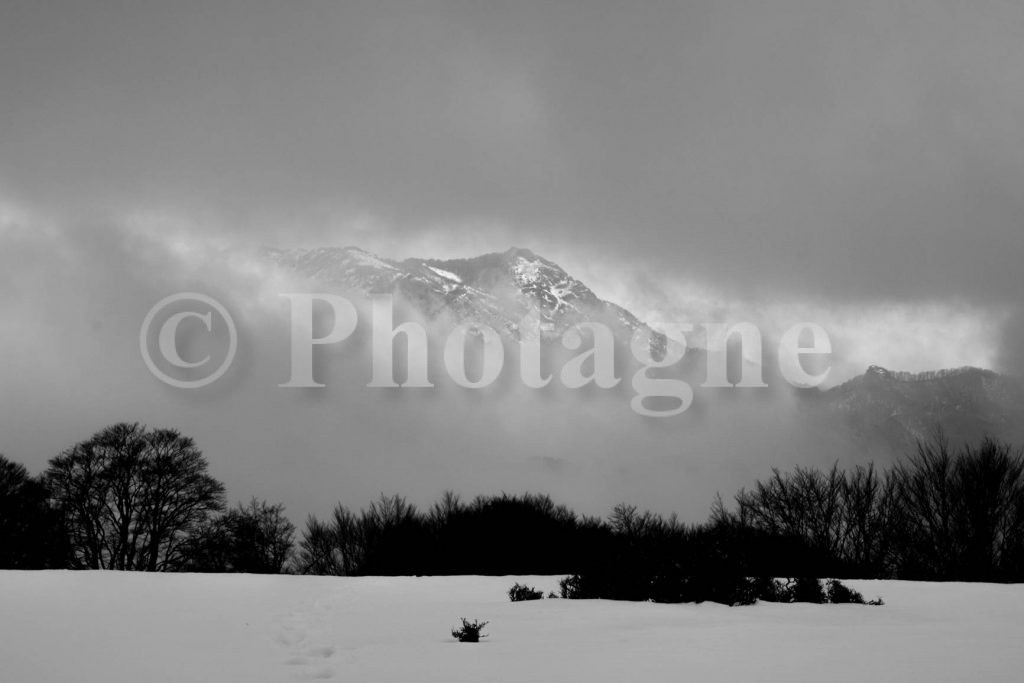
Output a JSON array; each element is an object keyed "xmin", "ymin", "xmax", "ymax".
[
  {"xmin": 4, "ymin": 424, "xmax": 1024, "ymax": 586},
  {"xmin": 554, "ymin": 435, "xmax": 1024, "ymax": 602},
  {"xmin": 297, "ymin": 492, "xmax": 608, "ymax": 576},
  {"xmin": 723, "ymin": 435, "xmax": 1024, "ymax": 581},
  {"xmin": 869, "ymin": 366, "xmax": 982, "ymax": 383},
  {"xmin": 294, "ymin": 434, "xmax": 1024, "ymax": 584}
]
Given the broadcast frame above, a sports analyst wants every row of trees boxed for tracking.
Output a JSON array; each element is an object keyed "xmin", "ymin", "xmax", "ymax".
[
  {"xmin": 717, "ymin": 435, "xmax": 1024, "ymax": 581},
  {"xmin": 0, "ymin": 456, "xmax": 67, "ymax": 568},
  {"xmin": 0, "ymin": 424, "xmax": 294, "ymax": 572},
  {"xmin": 297, "ymin": 492, "xmax": 608, "ymax": 576},
  {"xmin": 4, "ymin": 424, "xmax": 1024, "ymax": 583},
  {"xmin": 294, "ymin": 435, "xmax": 1024, "ymax": 583}
]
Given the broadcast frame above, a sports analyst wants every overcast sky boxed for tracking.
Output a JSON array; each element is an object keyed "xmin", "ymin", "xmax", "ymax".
[{"xmin": 1, "ymin": 1, "xmax": 1022, "ymax": 520}]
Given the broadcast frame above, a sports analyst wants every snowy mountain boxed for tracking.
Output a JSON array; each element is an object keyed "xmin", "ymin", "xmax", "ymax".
[
  {"xmin": 262, "ymin": 245, "xmax": 662, "ymax": 347},
  {"xmin": 263, "ymin": 244, "xmax": 1024, "ymax": 455}
]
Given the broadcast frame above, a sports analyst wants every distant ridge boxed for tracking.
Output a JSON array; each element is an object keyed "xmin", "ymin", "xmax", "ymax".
[
  {"xmin": 815, "ymin": 364, "xmax": 1024, "ymax": 454},
  {"xmin": 861, "ymin": 365, "xmax": 995, "ymax": 383}
]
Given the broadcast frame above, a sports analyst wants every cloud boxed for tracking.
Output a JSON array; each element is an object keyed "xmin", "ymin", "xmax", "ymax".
[
  {"xmin": 1, "ymin": 201, "xmax": 1015, "ymax": 528},
  {"xmin": 2, "ymin": 1, "xmax": 1022, "ymax": 523},
  {"xmin": 3, "ymin": 1, "xmax": 1021, "ymax": 314},
  {"xmin": 565, "ymin": 251, "xmax": 1009, "ymax": 386},
  {"xmin": 996, "ymin": 308, "xmax": 1024, "ymax": 378}
]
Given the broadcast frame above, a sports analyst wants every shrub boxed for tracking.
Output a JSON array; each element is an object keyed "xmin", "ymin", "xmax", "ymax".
[
  {"xmin": 183, "ymin": 498, "xmax": 296, "ymax": 573},
  {"xmin": 560, "ymin": 571, "xmax": 882, "ymax": 607},
  {"xmin": 784, "ymin": 577, "xmax": 826, "ymax": 603},
  {"xmin": 561, "ymin": 572, "xmax": 776, "ymax": 606},
  {"xmin": 748, "ymin": 576, "xmax": 786, "ymax": 603},
  {"xmin": 508, "ymin": 583, "xmax": 544, "ymax": 602},
  {"xmin": 451, "ymin": 618, "xmax": 489, "ymax": 642},
  {"xmin": 676, "ymin": 575, "xmax": 760, "ymax": 606},
  {"xmin": 826, "ymin": 579, "xmax": 866, "ymax": 604},
  {"xmin": 558, "ymin": 572, "xmax": 633, "ymax": 600},
  {"xmin": 725, "ymin": 581, "xmax": 757, "ymax": 606},
  {"xmin": 558, "ymin": 574, "xmax": 587, "ymax": 599}
]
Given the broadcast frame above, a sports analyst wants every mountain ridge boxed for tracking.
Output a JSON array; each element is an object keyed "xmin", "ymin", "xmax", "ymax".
[
  {"xmin": 814, "ymin": 363, "xmax": 1024, "ymax": 453},
  {"xmin": 263, "ymin": 244, "xmax": 1024, "ymax": 456},
  {"xmin": 262, "ymin": 244, "xmax": 660, "ymax": 347}
]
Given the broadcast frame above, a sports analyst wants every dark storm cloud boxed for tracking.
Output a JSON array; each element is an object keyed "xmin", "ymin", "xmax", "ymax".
[{"xmin": 1, "ymin": 0, "xmax": 1022, "ymax": 308}]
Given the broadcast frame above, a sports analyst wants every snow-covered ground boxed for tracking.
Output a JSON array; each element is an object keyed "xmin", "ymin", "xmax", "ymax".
[{"xmin": 2, "ymin": 572, "xmax": 1023, "ymax": 682}]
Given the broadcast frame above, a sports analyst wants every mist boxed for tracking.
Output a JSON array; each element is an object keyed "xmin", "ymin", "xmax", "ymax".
[
  {"xmin": 0, "ymin": 207, "xmax": 932, "ymax": 524},
  {"xmin": 2, "ymin": 0, "xmax": 1022, "ymax": 524}
]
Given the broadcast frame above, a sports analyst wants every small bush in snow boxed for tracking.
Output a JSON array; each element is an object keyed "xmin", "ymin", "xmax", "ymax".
[
  {"xmin": 451, "ymin": 618, "xmax": 489, "ymax": 642},
  {"xmin": 508, "ymin": 583, "xmax": 544, "ymax": 602},
  {"xmin": 559, "ymin": 574, "xmax": 586, "ymax": 599},
  {"xmin": 826, "ymin": 579, "xmax": 866, "ymax": 604}
]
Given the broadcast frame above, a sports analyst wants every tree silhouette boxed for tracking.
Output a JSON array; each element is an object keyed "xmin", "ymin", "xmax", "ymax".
[
  {"xmin": 0, "ymin": 454, "xmax": 68, "ymax": 568},
  {"xmin": 186, "ymin": 498, "xmax": 296, "ymax": 573},
  {"xmin": 45, "ymin": 423, "xmax": 225, "ymax": 570}
]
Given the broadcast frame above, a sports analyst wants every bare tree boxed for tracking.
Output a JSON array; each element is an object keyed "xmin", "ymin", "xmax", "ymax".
[
  {"xmin": 220, "ymin": 498, "xmax": 296, "ymax": 573},
  {"xmin": 728, "ymin": 461, "xmax": 898, "ymax": 576},
  {"xmin": 296, "ymin": 515, "xmax": 347, "ymax": 576},
  {"xmin": 45, "ymin": 423, "xmax": 225, "ymax": 570},
  {"xmin": 892, "ymin": 434, "xmax": 1024, "ymax": 580}
]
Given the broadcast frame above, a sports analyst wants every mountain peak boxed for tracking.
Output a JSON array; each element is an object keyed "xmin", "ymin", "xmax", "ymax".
[
  {"xmin": 866, "ymin": 364, "xmax": 893, "ymax": 380},
  {"xmin": 503, "ymin": 246, "xmax": 538, "ymax": 258},
  {"xmin": 264, "ymin": 243, "xmax": 654, "ymax": 344}
]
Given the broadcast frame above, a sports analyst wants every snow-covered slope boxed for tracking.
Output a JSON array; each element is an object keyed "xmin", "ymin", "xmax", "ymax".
[{"xmin": 2, "ymin": 572, "xmax": 1023, "ymax": 682}]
